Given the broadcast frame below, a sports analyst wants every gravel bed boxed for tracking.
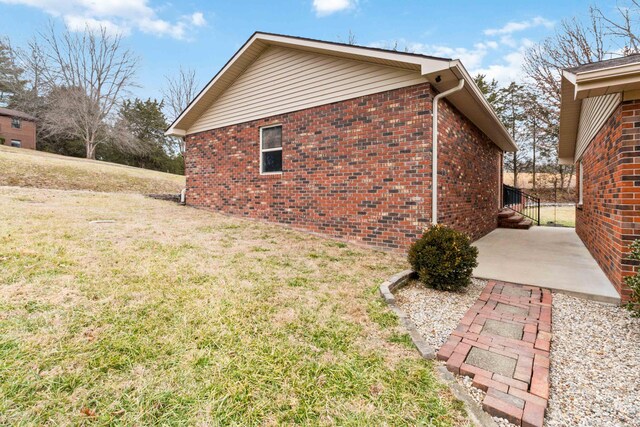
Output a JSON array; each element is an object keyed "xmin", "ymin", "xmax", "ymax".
[
  {"xmin": 395, "ymin": 279, "xmax": 640, "ymax": 426},
  {"xmin": 395, "ymin": 278, "xmax": 486, "ymax": 349},
  {"xmin": 546, "ymin": 293, "xmax": 640, "ymax": 427}
]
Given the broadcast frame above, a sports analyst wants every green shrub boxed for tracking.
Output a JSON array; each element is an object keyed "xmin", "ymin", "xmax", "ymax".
[
  {"xmin": 624, "ymin": 240, "xmax": 640, "ymax": 316},
  {"xmin": 408, "ymin": 224, "xmax": 478, "ymax": 292}
]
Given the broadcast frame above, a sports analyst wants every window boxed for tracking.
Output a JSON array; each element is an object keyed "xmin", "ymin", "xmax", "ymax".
[
  {"xmin": 260, "ymin": 125, "xmax": 282, "ymax": 174},
  {"xmin": 10, "ymin": 140, "xmax": 21, "ymax": 148},
  {"xmin": 11, "ymin": 118, "xmax": 21, "ymax": 129},
  {"xmin": 578, "ymin": 160, "xmax": 583, "ymax": 205}
]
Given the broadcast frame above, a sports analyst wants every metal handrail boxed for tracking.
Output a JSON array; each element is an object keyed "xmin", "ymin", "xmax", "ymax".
[{"xmin": 503, "ymin": 184, "xmax": 540, "ymax": 225}]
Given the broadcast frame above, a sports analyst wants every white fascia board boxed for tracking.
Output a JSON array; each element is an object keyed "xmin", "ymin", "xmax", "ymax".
[{"xmin": 164, "ymin": 33, "xmax": 265, "ymax": 136}]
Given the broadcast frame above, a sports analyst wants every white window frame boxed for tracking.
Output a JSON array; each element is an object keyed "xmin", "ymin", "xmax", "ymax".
[
  {"xmin": 10, "ymin": 139, "xmax": 21, "ymax": 148},
  {"xmin": 259, "ymin": 124, "xmax": 283, "ymax": 175},
  {"xmin": 11, "ymin": 117, "xmax": 21, "ymax": 129},
  {"xmin": 578, "ymin": 160, "xmax": 584, "ymax": 205}
]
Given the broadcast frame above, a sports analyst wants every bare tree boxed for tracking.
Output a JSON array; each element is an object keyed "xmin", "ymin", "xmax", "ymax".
[
  {"xmin": 38, "ymin": 24, "xmax": 138, "ymax": 159},
  {"xmin": 523, "ymin": 16, "xmax": 606, "ymax": 110},
  {"xmin": 521, "ymin": 15, "xmax": 609, "ymax": 192},
  {"xmin": 0, "ymin": 37, "xmax": 25, "ymax": 106},
  {"xmin": 162, "ymin": 67, "xmax": 198, "ymax": 154},
  {"xmin": 592, "ymin": 1, "xmax": 640, "ymax": 54},
  {"xmin": 9, "ymin": 38, "xmax": 48, "ymax": 120}
]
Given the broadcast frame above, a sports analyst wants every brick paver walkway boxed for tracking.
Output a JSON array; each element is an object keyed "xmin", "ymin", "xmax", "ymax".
[{"xmin": 437, "ymin": 281, "xmax": 552, "ymax": 427}]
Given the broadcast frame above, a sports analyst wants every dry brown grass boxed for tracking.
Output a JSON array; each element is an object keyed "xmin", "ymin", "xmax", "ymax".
[
  {"xmin": 0, "ymin": 145, "xmax": 184, "ymax": 193},
  {"xmin": 503, "ymin": 172, "xmax": 576, "ymax": 190},
  {"xmin": 0, "ymin": 186, "xmax": 468, "ymax": 426}
]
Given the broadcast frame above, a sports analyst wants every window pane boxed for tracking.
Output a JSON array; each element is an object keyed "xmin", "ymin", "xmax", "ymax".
[
  {"xmin": 262, "ymin": 150, "xmax": 282, "ymax": 173},
  {"xmin": 262, "ymin": 126, "xmax": 282, "ymax": 149},
  {"xmin": 11, "ymin": 140, "xmax": 21, "ymax": 147}
]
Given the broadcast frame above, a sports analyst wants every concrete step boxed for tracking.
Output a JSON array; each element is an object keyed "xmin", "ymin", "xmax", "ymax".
[
  {"xmin": 497, "ymin": 208, "xmax": 533, "ymax": 230},
  {"xmin": 501, "ymin": 213, "xmax": 525, "ymax": 223},
  {"xmin": 499, "ymin": 218, "xmax": 533, "ymax": 229},
  {"xmin": 498, "ymin": 209, "xmax": 515, "ymax": 219}
]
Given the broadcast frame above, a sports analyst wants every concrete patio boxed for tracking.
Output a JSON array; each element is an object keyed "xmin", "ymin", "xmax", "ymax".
[{"xmin": 473, "ymin": 227, "xmax": 620, "ymax": 304}]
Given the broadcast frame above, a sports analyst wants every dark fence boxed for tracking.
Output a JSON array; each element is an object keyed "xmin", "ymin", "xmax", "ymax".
[{"xmin": 503, "ymin": 184, "xmax": 540, "ymax": 225}]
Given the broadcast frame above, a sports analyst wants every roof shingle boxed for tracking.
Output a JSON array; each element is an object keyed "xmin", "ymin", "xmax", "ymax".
[
  {"xmin": 0, "ymin": 107, "xmax": 36, "ymax": 121},
  {"xmin": 566, "ymin": 54, "xmax": 640, "ymax": 74}
]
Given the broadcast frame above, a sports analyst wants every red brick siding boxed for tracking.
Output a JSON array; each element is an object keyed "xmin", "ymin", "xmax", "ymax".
[
  {"xmin": 185, "ymin": 82, "xmax": 501, "ymax": 251},
  {"xmin": 576, "ymin": 99, "xmax": 640, "ymax": 302},
  {"xmin": 438, "ymin": 98, "xmax": 501, "ymax": 240},
  {"xmin": 0, "ymin": 116, "xmax": 36, "ymax": 149}
]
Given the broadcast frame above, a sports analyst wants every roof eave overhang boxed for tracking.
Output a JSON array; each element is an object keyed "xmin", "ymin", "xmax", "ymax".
[
  {"xmin": 573, "ymin": 62, "xmax": 640, "ymax": 99},
  {"xmin": 166, "ymin": 33, "xmax": 517, "ymax": 153},
  {"xmin": 558, "ymin": 72, "xmax": 581, "ymax": 164},
  {"xmin": 559, "ymin": 64, "xmax": 640, "ymax": 164}
]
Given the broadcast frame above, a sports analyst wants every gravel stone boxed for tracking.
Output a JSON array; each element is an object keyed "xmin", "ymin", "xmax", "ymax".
[
  {"xmin": 395, "ymin": 278, "xmax": 640, "ymax": 427},
  {"xmin": 395, "ymin": 278, "xmax": 485, "ymax": 349},
  {"xmin": 546, "ymin": 293, "xmax": 640, "ymax": 427}
]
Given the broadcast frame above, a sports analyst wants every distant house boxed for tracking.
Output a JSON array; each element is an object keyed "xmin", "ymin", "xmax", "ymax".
[
  {"xmin": 0, "ymin": 108, "xmax": 36, "ymax": 150},
  {"xmin": 166, "ymin": 32, "xmax": 517, "ymax": 250},
  {"xmin": 559, "ymin": 54, "xmax": 640, "ymax": 302}
]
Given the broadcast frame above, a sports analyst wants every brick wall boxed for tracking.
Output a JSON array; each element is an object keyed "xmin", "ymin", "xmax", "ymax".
[
  {"xmin": 438, "ymin": 98, "xmax": 501, "ymax": 240},
  {"xmin": 185, "ymin": 82, "xmax": 501, "ymax": 251},
  {"xmin": 0, "ymin": 116, "xmax": 36, "ymax": 149},
  {"xmin": 576, "ymin": 99, "xmax": 640, "ymax": 301}
]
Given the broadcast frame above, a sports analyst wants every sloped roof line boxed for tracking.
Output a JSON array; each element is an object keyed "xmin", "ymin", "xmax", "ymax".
[{"xmin": 165, "ymin": 31, "xmax": 517, "ymax": 152}]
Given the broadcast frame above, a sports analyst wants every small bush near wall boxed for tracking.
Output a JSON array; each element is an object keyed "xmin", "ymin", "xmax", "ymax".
[
  {"xmin": 408, "ymin": 225, "xmax": 479, "ymax": 292},
  {"xmin": 624, "ymin": 240, "xmax": 640, "ymax": 316}
]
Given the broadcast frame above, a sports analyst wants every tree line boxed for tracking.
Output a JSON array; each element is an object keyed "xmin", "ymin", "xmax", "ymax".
[
  {"xmin": 475, "ymin": 1, "xmax": 640, "ymax": 197},
  {"xmin": 0, "ymin": 23, "xmax": 198, "ymax": 175}
]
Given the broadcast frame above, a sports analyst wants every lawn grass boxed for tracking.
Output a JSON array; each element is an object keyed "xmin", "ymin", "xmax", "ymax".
[
  {"xmin": 0, "ymin": 145, "xmax": 184, "ymax": 194},
  {"xmin": 0, "ymin": 186, "xmax": 468, "ymax": 426},
  {"xmin": 540, "ymin": 205, "xmax": 575, "ymax": 228}
]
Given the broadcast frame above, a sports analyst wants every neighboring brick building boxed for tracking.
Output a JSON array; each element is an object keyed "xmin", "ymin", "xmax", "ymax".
[
  {"xmin": 167, "ymin": 32, "xmax": 516, "ymax": 251},
  {"xmin": 0, "ymin": 107, "xmax": 36, "ymax": 150},
  {"xmin": 559, "ymin": 55, "xmax": 640, "ymax": 302}
]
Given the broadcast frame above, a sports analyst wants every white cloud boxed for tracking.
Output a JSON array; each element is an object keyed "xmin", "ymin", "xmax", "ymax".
[
  {"xmin": 484, "ymin": 16, "xmax": 553, "ymax": 36},
  {"xmin": 475, "ymin": 41, "xmax": 499, "ymax": 50},
  {"xmin": 473, "ymin": 48, "xmax": 527, "ymax": 84},
  {"xmin": 64, "ymin": 15, "xmax": 129, "ymax": 35},
  {"xmin": 190, "ymin": 12, "xmax": 206, "ymax": 27},
  {"xmin": 0, "ymin": 0, "xmax": 206, "ymax": 40},
  {"xmin": 370, "ymin": 33, "xmax": 541, "ymax": 86},
  {"xmin": 312, "ymin": 0, "xmax": 355, "ymax": 16},
  {"xmin": 370, "ymin": 39, "xmax": 488, "ymax": 69}
]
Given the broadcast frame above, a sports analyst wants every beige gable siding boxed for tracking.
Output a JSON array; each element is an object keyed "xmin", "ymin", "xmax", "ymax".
[
  {"xmin": 188, "ymin": 46, "xmax": 428, "ymax": 134},
  {"xmin": 576, "ymin": 93, "xmax": 621, "ymax": 161}
]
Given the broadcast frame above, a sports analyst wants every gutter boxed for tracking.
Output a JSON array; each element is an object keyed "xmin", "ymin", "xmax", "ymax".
[{"xmin": 432, "ymin": 79, "xmax": 465, "ymax": 225}]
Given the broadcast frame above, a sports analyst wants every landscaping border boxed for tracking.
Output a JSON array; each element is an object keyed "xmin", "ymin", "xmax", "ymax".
[{"xmin": 379, "ymin": 270, "xmax": 498, "ymax": 427}]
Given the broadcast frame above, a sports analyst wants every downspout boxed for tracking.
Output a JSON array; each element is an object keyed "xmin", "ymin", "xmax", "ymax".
[{"xmin": 431, "ymin": 79, "xmax": 465, "ymax": 225}]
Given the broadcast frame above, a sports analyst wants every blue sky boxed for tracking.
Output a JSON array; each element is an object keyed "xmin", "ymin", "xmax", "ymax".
[{"xmin": 0, "ymin": 0, "xmax": 617, "ymax": 104}]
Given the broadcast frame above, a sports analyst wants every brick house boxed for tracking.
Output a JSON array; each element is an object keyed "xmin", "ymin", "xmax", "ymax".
[
  {"xmin": 166, "ymin": 32, "xmax": 517, "ymax": 250},
  {"xmin": 559, "ymin": 54, "xmax": 640, "ymax": 302},
  {"xmin": 0, "ymin": 107, "xmax": 36, "ymax": 150}
]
